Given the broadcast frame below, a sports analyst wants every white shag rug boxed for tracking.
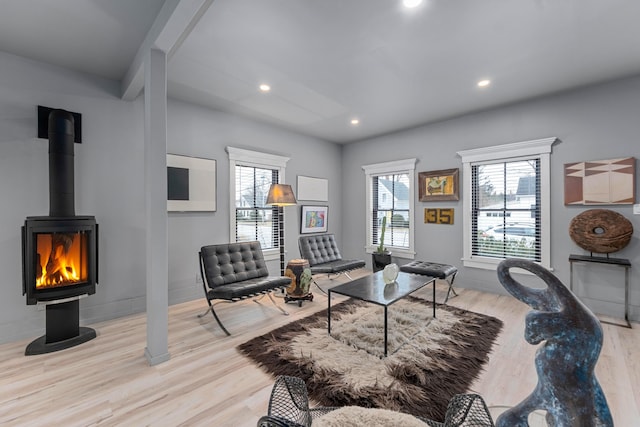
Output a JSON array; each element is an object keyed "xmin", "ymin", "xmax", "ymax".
[
  {"xmin": 313, "ymin": 406, "xmax": 428, "ymax": 427},
  {"xmin": 239, "ymin": 296, "xmax": 503, "ymax": 421}
]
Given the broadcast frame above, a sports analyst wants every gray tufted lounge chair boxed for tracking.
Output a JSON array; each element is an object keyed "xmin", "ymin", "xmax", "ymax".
[
  {"xmin": 298, "ymin": 234, "xmax": 365, "ymax": 293},
  {"xmin": 198, "ymin": 241, "xmax": 291, "ymax": 335}
]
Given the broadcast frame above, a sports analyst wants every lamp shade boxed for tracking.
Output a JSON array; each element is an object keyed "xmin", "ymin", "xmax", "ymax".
[{"xmin": 266, "ymin": 184, "xmax": 297, "ymax": 206}]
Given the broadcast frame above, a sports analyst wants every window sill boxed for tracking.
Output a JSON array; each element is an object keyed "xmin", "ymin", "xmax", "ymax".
[
  {"xmin": 462, "ymin": 256, "xmax": 552, "ymax": 272},
  {"xmin": 365, "ymin": 247, "xmax": 415, "ymax": 259}
]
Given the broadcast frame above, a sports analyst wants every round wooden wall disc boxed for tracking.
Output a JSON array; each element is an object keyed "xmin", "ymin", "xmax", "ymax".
[{"xmin": 569, "ymin": 209, "xmax": 633, "ymax": 254}]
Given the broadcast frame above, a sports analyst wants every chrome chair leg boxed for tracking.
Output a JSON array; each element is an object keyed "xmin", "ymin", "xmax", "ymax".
[
  {"xmin": 443, "ymin": 272, "xmax": 459, "ymax": 304},
  {"xmin": 253, "ymin": 292, "xmax": 289, "ymax": 315},
  {"xmin": 197, "ymin": 300, "xmax": 231, "ymax": 336},
  {"xmin": 267, "ymin": 292, "xmax": 289, "ymax": 316},
  {"xmin": 313, "ymin": 279, "xmax": 327, "ymax": 295},
  {"xmin": 197, "ymin": 306, "xmax": 213, "ymax": 318}
]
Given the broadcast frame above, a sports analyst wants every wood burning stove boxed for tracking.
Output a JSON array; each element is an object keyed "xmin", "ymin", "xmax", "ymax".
[
  {"xmin": 21, "ymin": 109, "xmax": 99, "ymax": 355},
  {"xmin": 23, "ymin": 216, "xmax": 98, "ymax": 305}
]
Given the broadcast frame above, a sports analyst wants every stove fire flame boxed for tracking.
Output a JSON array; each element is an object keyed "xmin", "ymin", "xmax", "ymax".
[{"xmin": 36, "ymin": 232, "xmax": 87, "ymax": 289}]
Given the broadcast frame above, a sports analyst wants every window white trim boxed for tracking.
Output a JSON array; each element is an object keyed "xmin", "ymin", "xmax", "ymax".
[
  {"xmin": 362, "ymin": 158, "xmax": 417, "ymax": 259},
  {"xmin": 227, "ymin": 147, "xmax": 290, "ymax": 261},
  {"xmin": 362, "ymin": 158, "xmax": 417, "ymax": 176},
  {"xmin": 456, "ymin": 137, "xmax": 556, "ymax": 163},
  {"xmin": 457, "ymin": 137, "xmax": 557, "ymax": 270},
  {"xmin": 227, "ymin": 146, "xmax": 290, "ymax": 169}
]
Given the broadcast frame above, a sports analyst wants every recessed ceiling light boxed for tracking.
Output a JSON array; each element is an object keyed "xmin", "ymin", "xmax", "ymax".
[
  {"xmin": 350, "ymin": 118, "xmax": 360, "ymax": 125},
  {"xmin": 403, "ymin": 0, "xmax": 423, "ymax": 8},
  {"xmin": 477, "ymin": 79, "xmax": 491, "ymax": 88},
  {"xmin": 259, "ymin": 84, "xmax": 271, "ymax": 92}
]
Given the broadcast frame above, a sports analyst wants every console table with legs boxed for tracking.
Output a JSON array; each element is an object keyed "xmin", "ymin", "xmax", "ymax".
[
  {"xmin": 569, "ymin": 254, "xmax": 631, "ymax": 328},
  {"xmin": 327, "ymin": 271, "xmax": 436, "ymax": 357}
]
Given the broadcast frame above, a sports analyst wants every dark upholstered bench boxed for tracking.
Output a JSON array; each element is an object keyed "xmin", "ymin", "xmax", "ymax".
[
  {"xmin": 198, "ymin": 241, "xmax": 291, "ymax": 335},
  {"xmin": 400, "ymin": 261, "xmax": 458, "ymax": 303},
  {"xmin": 298, "ymin": 234, "xmax": 365, "ymax": 287}
]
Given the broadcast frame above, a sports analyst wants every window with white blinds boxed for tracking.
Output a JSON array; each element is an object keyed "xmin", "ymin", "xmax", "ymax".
[
  {"xmin": 458, "ymin": 137, "xmax": 556, "ymax": 270},
  {"xmin": 471, "ymin": 159, "xmax": 541, "ymax": 261},
  {"xmin": 372, "ymin": 174, "xmax": 411, "ymax": 250},
  {"xmin": 227, "ymin": 147, "xmax": 290, "ymax": 260},
  {"xmin": 235, "ymin": 165, "xmax": 278, "ymax": 249},
  {"xmin": 362, "ymin": 158, "xmax": 416, "ymax": 259}
]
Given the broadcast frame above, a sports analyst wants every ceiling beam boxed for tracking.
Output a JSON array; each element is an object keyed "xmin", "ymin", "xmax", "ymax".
[{"xmin": 121, "ymin": 0, "xmax": 214, "ymax": 101}]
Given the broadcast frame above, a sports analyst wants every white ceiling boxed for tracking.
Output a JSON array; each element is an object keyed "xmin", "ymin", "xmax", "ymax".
[{"xmin": 1, "ymin": 0, "xmax": 640, "ymax": 144}]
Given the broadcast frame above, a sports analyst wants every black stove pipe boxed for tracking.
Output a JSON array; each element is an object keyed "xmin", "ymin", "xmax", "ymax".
[
  {"xmin": 22, "ymin": 108, "xmax": 99, "ymax": 355},
  {"xmin": 48, "ymin": 110, "xmax": 75, "ymax": 217}
]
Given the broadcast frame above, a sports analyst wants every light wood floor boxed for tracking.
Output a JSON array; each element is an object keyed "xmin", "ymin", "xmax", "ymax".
[{"xmin": 1, "ymin": 270, "xmax": 638, "ymax": 426}]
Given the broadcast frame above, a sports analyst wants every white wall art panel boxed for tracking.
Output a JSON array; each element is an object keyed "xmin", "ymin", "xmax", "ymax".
[{"xmin": 167, "ymin": 154, "xmax": 216, "ymax": 212}]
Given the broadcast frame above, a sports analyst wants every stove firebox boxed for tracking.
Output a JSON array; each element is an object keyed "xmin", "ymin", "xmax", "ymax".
[
  {"xmin": 23, "ymin": 216, "xmax": 98, "ymax": 305},
  {"xmin": 21, "ymin": 109, "xmax": 99, "ymax": 355}
]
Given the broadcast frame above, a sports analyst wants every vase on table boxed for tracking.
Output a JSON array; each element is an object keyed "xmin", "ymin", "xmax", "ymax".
[{"xmin": 382, "ymin": 263, "xmax": 399, "ymax": 284}]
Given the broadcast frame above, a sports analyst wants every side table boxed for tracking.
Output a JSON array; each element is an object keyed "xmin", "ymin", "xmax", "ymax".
[
  {"xmin": 569, "ymin": 254, "xmax": 631, "ymax": 328},
  {"xmin": 284, "ymin": 258, "xmax": 314, "ymax": 307}
]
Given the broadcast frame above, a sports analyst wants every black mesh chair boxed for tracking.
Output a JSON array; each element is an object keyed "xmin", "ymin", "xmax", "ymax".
[
  {"xmin": 257, "ymin": 376, "xmax": 337, "ymax": 427},
  {"xmin": 423, "ymin": 393, "xmax": 495, "ymax": 427},
  {"xmin": 257, "ymin": 376, "xmax": 494, "ymax": 427}
]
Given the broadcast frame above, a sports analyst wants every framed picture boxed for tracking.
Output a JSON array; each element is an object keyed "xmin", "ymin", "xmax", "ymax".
[
  {"xmin": 297, "ymin": 175, "xmax": 329, "ymax": 201},
  {"xmin": 419, "ymin": 168, "xmax": 459, "ymax": 202},
  {"xmin": 167, "ymin": 154, "xmax": 217, "ymax": 212},
  {"xmin": 564, "ymin": 157, "xmax": 635, "ymax": 205},
  {"xmin": 424, "ymin": 208, "xmax": 454, "ymax": 225},
  {"xmin": 300, "ymin": 205, "xmax": 328, "ymax": 234}
]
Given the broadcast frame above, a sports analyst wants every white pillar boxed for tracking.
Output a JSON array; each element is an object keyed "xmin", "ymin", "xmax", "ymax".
[{"xmin": 143, "ymin": 48, "xmax": 170, "ymax": 365}]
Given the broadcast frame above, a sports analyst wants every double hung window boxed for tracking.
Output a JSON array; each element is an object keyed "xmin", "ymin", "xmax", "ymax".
[
  {"xmin": 363, "ymin": 159, "xmax": 416, "ymax": 258},
  {"xmin": 458, "ymin": 138, "xmax": 556, "ymax": 270},
  {"xmin": 472, "ymin": 159, "xmax": 541, "ymax": 261},
  {"xmin": 227, "ymin": 147, "xmax": 289, "ymax": 260},
  {"xmin": 235, "ymin": 165, "xmax": 278, "ymax": 249}
]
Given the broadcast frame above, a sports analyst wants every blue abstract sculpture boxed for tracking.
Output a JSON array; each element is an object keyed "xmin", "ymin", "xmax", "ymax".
[{"xmin": 496, "ymin": 259, "xmax": 613, "ymax": 427}]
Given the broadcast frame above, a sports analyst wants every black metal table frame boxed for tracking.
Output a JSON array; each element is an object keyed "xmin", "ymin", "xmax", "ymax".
[
  {"xmin": 327, "ymin": 271, "xmax": 436, "ymax": 357},
  {"xmin": 569, "ymin": 254, "xmax": 631, "ymax": 328}
]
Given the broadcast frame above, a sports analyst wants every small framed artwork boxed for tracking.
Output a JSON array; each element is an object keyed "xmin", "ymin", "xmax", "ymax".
[
  {"xmin": 300, "ymin": 205, "xmax": 328, "ymax": 234},
  {"xmin": 419, "ymin": 168, "xmax": 459, "ymax": 202},
  {"xmin": 424, "ymin": 208, "xmax": 454, "ymax": 225},
  {"xmin": 167, "ymin": 154, "xmax": 217, "ymax": 212}
]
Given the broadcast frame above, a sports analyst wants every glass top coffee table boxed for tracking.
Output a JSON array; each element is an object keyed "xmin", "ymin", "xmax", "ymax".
[{"xmin": 328, "ymin": 271, "xmax": 436, "ymax": 357}]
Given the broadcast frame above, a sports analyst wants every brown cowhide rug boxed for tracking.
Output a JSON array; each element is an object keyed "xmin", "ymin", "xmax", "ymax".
[{"xmin": 238, "ymin": 296, "xmax": 503, "ymax": 421}]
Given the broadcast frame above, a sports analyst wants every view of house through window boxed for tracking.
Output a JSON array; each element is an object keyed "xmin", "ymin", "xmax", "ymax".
[
  {"xmin": 373, "ymin": 173, "xmax": 411, "ymax": 249},
  {"xmin": 235, "ymin": 165, "xmax": 278, "ymax": 249},
  {"xmin": 472, "ymin": 159, "xmax": 541, "ymax": 261}
]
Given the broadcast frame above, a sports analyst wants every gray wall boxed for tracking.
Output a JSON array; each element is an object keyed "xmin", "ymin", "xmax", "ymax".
[
  {"xmin": 342, "ymin": 75, "xmax": 640, "ymax": 322},
  {"xmin": 0, "ymin": 51, "xmax": 342, "ymax": 344},
  {"xmin": 2, "ymin": 46, "xmax": 638, "ymax": 345},
  {"xmin": 0, "ymin": 52, "xmax": 147, "ymax": 344},
  {"xmin": 166, "ymin": 100, "xmax": 344, "ymax": 305}
]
